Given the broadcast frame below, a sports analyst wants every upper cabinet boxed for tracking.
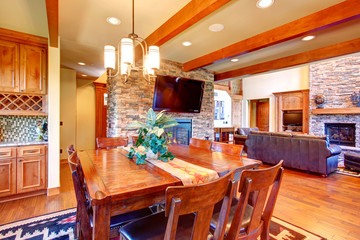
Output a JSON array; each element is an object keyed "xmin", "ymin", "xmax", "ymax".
[
  {"xmin": 0, "ymin": 29, "xmax": 47, "ymax": 95},
  {"xmin": 19, "ymin": 44, "xmax": 46, "ymax": 94},
  {"xmin": 0, "ymin": 40, "xmax": 19, "ymax": 93}
]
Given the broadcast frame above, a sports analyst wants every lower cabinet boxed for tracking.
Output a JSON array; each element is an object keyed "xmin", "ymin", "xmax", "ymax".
[{"xmin": 0, "ymin": 145, "xmax": 47, "ymax": 200}]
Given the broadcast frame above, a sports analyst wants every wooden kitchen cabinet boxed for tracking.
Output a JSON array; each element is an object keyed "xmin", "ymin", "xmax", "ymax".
[
  {"xmin": 0, "ymin": 40, "xmax": 19, "ymax": 93},
  {"xmin": 19, "ymin": 44, "xmax": 47, "ymax": 94},
  {"xmin": 0, "ymin": 145, "xmax": 47, "ymax": 201}
]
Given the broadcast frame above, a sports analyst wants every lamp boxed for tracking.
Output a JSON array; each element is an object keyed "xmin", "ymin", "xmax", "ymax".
[{"xmin": 104, "ymin": 0, "xmax": 160, "ymax": 84}]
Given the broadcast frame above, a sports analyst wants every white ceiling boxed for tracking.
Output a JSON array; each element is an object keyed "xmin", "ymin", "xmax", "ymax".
[{"xmin": 0, "ymin": 0, "xmax": 358, "ymax": 80}]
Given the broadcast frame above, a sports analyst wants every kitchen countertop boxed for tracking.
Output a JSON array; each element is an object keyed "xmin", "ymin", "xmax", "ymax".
[{"xmin": 0, "ymin": 141, "xmax": 48, "ymax": 147}]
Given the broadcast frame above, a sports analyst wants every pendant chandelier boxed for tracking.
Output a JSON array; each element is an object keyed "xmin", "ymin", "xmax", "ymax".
[{"xmin": 104, "ymin": 0, "xmax": 160, "ymax": 84}]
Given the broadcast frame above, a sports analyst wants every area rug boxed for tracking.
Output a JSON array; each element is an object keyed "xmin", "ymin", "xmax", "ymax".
[
  {"xmin": 0, "ymin": 209, "xmax": 325, "ymax": 240},
  {"xmin": 335, "ymin": 167, "xmax": 360, "ymax": 178}
]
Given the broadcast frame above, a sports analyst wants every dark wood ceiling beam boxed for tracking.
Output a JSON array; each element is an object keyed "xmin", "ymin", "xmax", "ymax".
[
  {"xmin": 184, "ymin": 0, "xmax": 360, "ymax": 72},
  {"xmin": 215, "ymin": 38, "xmax": 360, "ymax": 81},
  {"xmin": 46, "ymin": 0, "xmax": 59, "ymax": 48},
  {"xmin": 136, "ymin": 0, "xmax": 231, "ymax": 55}
]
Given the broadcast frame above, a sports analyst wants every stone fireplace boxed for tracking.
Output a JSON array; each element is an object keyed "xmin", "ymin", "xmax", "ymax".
[
  {"xmin": 166, "ymin": 119, "xmax": 192, "ymax": 145},
  {"xmin": 309, "ymin": 55, "xmax": 360, "ymax": 148}
]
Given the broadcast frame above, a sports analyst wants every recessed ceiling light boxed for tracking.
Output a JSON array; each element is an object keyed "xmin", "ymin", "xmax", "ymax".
[
  {"xmin": 302, "ymin": 35, "xmax": 315, "ymax": 41},
  {"xmin": 106, "ymin": 17, "xmax": 121, "ymax": 25},
  {"xmin": 78, "ymin": 62, "xmax": 86, "ymax": 66},
  {"xmin": 82, "ymin": 74, "xmax": 87, "ymax": 77},
  {"xmin": 256, "ymin": 0, "xmax": 274, "ymax": 8},
  {"xmin": 231, "ymin": 58, "xmax": 239, "ymax": 62},
  {"xmin": 209, "ymin": 24, "xmax": 224, "ymax": 32},
  {"xmin": 182, "ymin": 41, "xmax": 192, "ymax": 47}
]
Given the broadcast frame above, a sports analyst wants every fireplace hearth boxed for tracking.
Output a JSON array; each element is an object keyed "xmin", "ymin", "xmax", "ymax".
[
  {"xmin": 325, "ymin": 123, "xmax": 355, "ymax": 147},
  {"xmin": 166, "ymin": 119, "xmax": 192, "ymax": 145}
]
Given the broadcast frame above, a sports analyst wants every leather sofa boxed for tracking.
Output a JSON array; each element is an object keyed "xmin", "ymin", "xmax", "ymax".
[
  {"xmin": 245, "ymin": 131, "xmax": 342, "ymax": 176},
  {"xmin": 233, "ymin": 127, "xmax": 259, "ymax": 151}
]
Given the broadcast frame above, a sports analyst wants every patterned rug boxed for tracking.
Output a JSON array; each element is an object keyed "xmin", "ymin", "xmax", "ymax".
[{"xmin": 0, "ymin": 209, "xmax": 325, "ymax": 240}]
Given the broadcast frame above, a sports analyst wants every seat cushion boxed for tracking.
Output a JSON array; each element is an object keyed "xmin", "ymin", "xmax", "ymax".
[
  {"xmin": 119, "ymin": 211, "xmax": 197, "ymax": 240},
  {"xmin": 210, "ymin": 197, "xmax": 253, "ymax": 234},
  {"xmin": 110, "ymin": 207, "xmax": 154, "ymax": 229}
]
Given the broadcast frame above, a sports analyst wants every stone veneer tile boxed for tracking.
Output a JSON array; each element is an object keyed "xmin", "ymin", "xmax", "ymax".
[
  {"xmin": 107, "ymin": 59, "xmax": 215, "ymax": 140},
  {"xmin": 309, "ymin": 55, "xmax": 360, "ymax": 147}
]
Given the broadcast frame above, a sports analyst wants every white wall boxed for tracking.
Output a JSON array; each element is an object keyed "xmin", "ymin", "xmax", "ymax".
[
  {"xmin": 242, "ymin": 66, "xmax": 309, "ymax": 131},
  {"xmin": 48, "ymin": 46, "xmax": 60, "ymax": 190},
  {"xmin": 76, "ymin": 79, "xmax": 96, "ymax": 150},
  {"xmin": 60, "ymin": 68, "xmax": 77, "ymax": 159},
  {"xmin": 214, "ymin": 89, "xmax": 232, "ymax": 127}
]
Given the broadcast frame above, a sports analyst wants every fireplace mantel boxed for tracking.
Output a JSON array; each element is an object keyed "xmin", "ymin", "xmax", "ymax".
[{"xmin": 312, "ymin": 107, "xmax": 360, "ymax": 115}]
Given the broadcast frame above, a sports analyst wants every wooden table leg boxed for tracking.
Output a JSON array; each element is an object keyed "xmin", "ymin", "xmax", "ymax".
[{"xmin": 93, "ymin": 202, "xmax": 111, "ymax": 239}]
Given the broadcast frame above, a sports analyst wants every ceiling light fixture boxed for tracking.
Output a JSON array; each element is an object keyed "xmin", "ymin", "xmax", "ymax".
[
  {"xmin": 231, "ymin": 58, "xmax": 239, "ymax": 62},
  {"xmin": 256, "ymin": 0, "xmax": 274, "ymax": 8},
  {"xmin": 106, "ymin": 17, "xmax": 121, "ymax": 25},
  {"xmin": 182, "ymin": 41, "xmax": 192, "ymax": 46},
  {"xmin": 209, "ymin": 24, "xmax": 224, "ymax": 32},
  {"xmin": 302, "ymin": 35, "xmax": 315, "ymax": 41},
  {"xmin": 82, "ymin": 74, "xmax": 87, "ymax": 77},
  {"xmin": 104, "ymin": 0, "xmax": 160, "ymax": 84},
  {"xmin": 78, "ymin": 62, "xmax": 86, "ymax": 66}
]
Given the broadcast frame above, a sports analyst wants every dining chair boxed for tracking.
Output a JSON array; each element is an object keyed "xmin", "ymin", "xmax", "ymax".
[
  {"xmin": 119, "ymin": 170, "xmax": 237, "ymax": 240},
  {"xmin": 96, "ymin": 136, "xmax": 129, "ymax": 149},
  {"xmin": 189, "ymin": 137, "xmax": 212, "ymax": 150},
  {"xmin": 66, "ymin": 144, "xmax": 75, "ymax": 156},
  {"xmin": 68, "ymin": 151, "xmax": 153, "ymax": 239},
  {"xmin": 210, "ymin": 161, "xmax": 284, "ymax": 240},
  {"xmin": 211, "ymin": 141, "xmax": 244, "ymax": 157}
]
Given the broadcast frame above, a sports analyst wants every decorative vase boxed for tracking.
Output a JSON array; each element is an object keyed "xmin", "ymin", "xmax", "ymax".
[{"xmin": 146, "ymin": 149, "xmax": 159, "ymax": 160}]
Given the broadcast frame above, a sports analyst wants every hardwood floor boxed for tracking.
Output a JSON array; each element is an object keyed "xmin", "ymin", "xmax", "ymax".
[{"xmin": 0, "ymin": 162, "xmax": 359, "ymax": 240}]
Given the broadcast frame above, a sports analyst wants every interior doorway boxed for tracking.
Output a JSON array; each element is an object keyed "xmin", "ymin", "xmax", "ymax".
[{"xmin": 249, "ymin": 99, "xmax": 269, "ymax": 131}]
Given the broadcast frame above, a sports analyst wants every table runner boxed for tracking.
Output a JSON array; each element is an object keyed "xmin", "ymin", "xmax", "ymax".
[{"xmin": 120, "ymin": 146, "xmax": 219, "ymax": 185}]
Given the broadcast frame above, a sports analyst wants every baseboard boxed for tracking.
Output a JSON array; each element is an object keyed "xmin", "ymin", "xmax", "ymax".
[{"xmin": 47, "ymin": 186, "xmax": 60, "ymax": 196}]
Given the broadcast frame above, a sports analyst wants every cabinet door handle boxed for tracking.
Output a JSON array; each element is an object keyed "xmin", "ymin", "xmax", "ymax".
[
  {"xmin": 24, "ymin": 150, "xmax": 37, "ymax": 154},
  {"xmin": 18, "ymin": 159, "xmax": 22, "ymax": 162}
]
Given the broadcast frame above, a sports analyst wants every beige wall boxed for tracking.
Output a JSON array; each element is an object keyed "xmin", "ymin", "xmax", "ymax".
[
  {"xmin": 76, "ymin": 79, "xmax": 96, "ymax": 150},
  {"xmin": 242, "ymin": 66, "xmax": 309, "ymax": 131},
  {"xmin": 60, "ymin": 68, "xmax": 77, "ymax": 159},
  {"xmin": 48, "ymin": 46, "xmax": 61, "ymax": 189}
]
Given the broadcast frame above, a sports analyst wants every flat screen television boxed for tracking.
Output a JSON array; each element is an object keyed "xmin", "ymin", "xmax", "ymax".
[
  {"xmin": 283, "ymin": 111, "xmax": 303, "ymax": 126},
  {"xmin": 152, "ymin": 75, "xmax": 205, "ymax": 113}
]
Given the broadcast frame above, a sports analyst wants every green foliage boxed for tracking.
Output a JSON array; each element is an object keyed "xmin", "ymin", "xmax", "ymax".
[{"xmin": 127, "ymin": 108, "xmax": 179, "ymax": 164}]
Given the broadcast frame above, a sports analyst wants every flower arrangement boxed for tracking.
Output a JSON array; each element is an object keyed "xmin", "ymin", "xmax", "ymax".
[{"xmin": 127, "ymin": 108, "xmax": 178, "ymax": 164}]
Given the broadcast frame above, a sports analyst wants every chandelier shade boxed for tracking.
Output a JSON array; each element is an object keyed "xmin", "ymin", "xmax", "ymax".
[{"xmin": 103, "ymin": 0, "xmax": 160, "ymax": 83}]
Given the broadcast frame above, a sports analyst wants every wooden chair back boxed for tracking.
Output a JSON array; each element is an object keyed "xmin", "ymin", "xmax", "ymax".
[
  {"xmin": 68, "ymin": 151, "xmax": 92, "ymax": 239},
  {"xmin": 189, "ymin": 138, "xmax": 212, "ymax": 150},
  {"xmin": 211, "ymin": 141, "xmax": 244, "ymax": 157},
  {"xmin": 226, "ymin": 161, "xmax": 284, "ymax": 240},
  {"xmin": 96, "ymin": 136, "xmax": 128, "ymax": 149},
  {"xmin": 67, "ymin": 144, "xmax": 75, "ymax": 156},
  {"xmin": 164, "ymin": 170, "xmax": 236, "ymax": 240}
]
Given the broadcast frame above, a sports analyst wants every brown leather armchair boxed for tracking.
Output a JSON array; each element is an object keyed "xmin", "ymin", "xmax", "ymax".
[{"xmin": 245, "ymin": 131, "xmax": 342, "ymax": 176}]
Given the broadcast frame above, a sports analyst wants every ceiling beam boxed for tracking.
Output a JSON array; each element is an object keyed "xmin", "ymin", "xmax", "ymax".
[
  {"xmin": 215, "ymin": 38, "xmax": 360, "ymax": 81},
  {"xmin": 184, "ymin": 0, "xmax": 360, "ymax": 72},
  {"xmin": 45, "ymin": 0, "xmax": 59, "ymax": 48},
  {"xmin": 136, "ymin": 0, "xmax": 231, "ymax": 55}
]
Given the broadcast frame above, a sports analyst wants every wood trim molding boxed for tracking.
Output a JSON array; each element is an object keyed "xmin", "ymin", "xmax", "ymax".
[
  {"xmin": 183, "ymin": 0, "xmax": 360, "ymax": 71},
  {"xmin": 136, "ymin": 0, "xmax": 231, "ymax": 55},
  {"xmin": 45, "ymin": 0, "xmax": 59, "ymax": 48},
  {"xmin": 47, "ymin": 186, "xmax": 60, "ymax": 196},
  {"xmin": 0, "ymin": 28, "xmax": 48, "ymax": 47},
  {"xmin": 215, "ymin": 38, "xmax": 360, "ymax": 81},
  {"xmin": 312, "ymin": 107, "xmax": 360, "ymax": 115}
]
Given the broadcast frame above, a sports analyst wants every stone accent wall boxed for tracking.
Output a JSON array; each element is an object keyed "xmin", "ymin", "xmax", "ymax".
[
  {"xmin": 309, "ymin": 55, "xmax": 360, "ymax": 147},
  {"xmin": 0, "ymin": 116, "xmax": 48, "ymax": 142},
  {"xmin": 107, "ymin": 59, "xmax": 215, "ymax": 140}
]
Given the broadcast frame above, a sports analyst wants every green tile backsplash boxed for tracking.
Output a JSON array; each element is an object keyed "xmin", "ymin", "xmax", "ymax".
[{"xmin": 0, "ymin": 116, "xmax": 48, "ymax": 142}]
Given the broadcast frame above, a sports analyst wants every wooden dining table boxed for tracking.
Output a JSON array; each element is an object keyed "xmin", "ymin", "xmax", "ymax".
[{"xmin": 77, "ymin": 144, "xmax": 262, "ymax": 239}]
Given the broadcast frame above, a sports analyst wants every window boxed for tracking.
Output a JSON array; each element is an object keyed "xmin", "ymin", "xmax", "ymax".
[{"xmin": 214, "ymin": 100, "xmax": 225, "ymax": 120}]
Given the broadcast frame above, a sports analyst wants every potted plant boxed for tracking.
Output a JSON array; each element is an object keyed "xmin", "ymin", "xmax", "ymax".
[{"xmin": 127, "ymin": 108, "xmax": 178, "ymax": 164}]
